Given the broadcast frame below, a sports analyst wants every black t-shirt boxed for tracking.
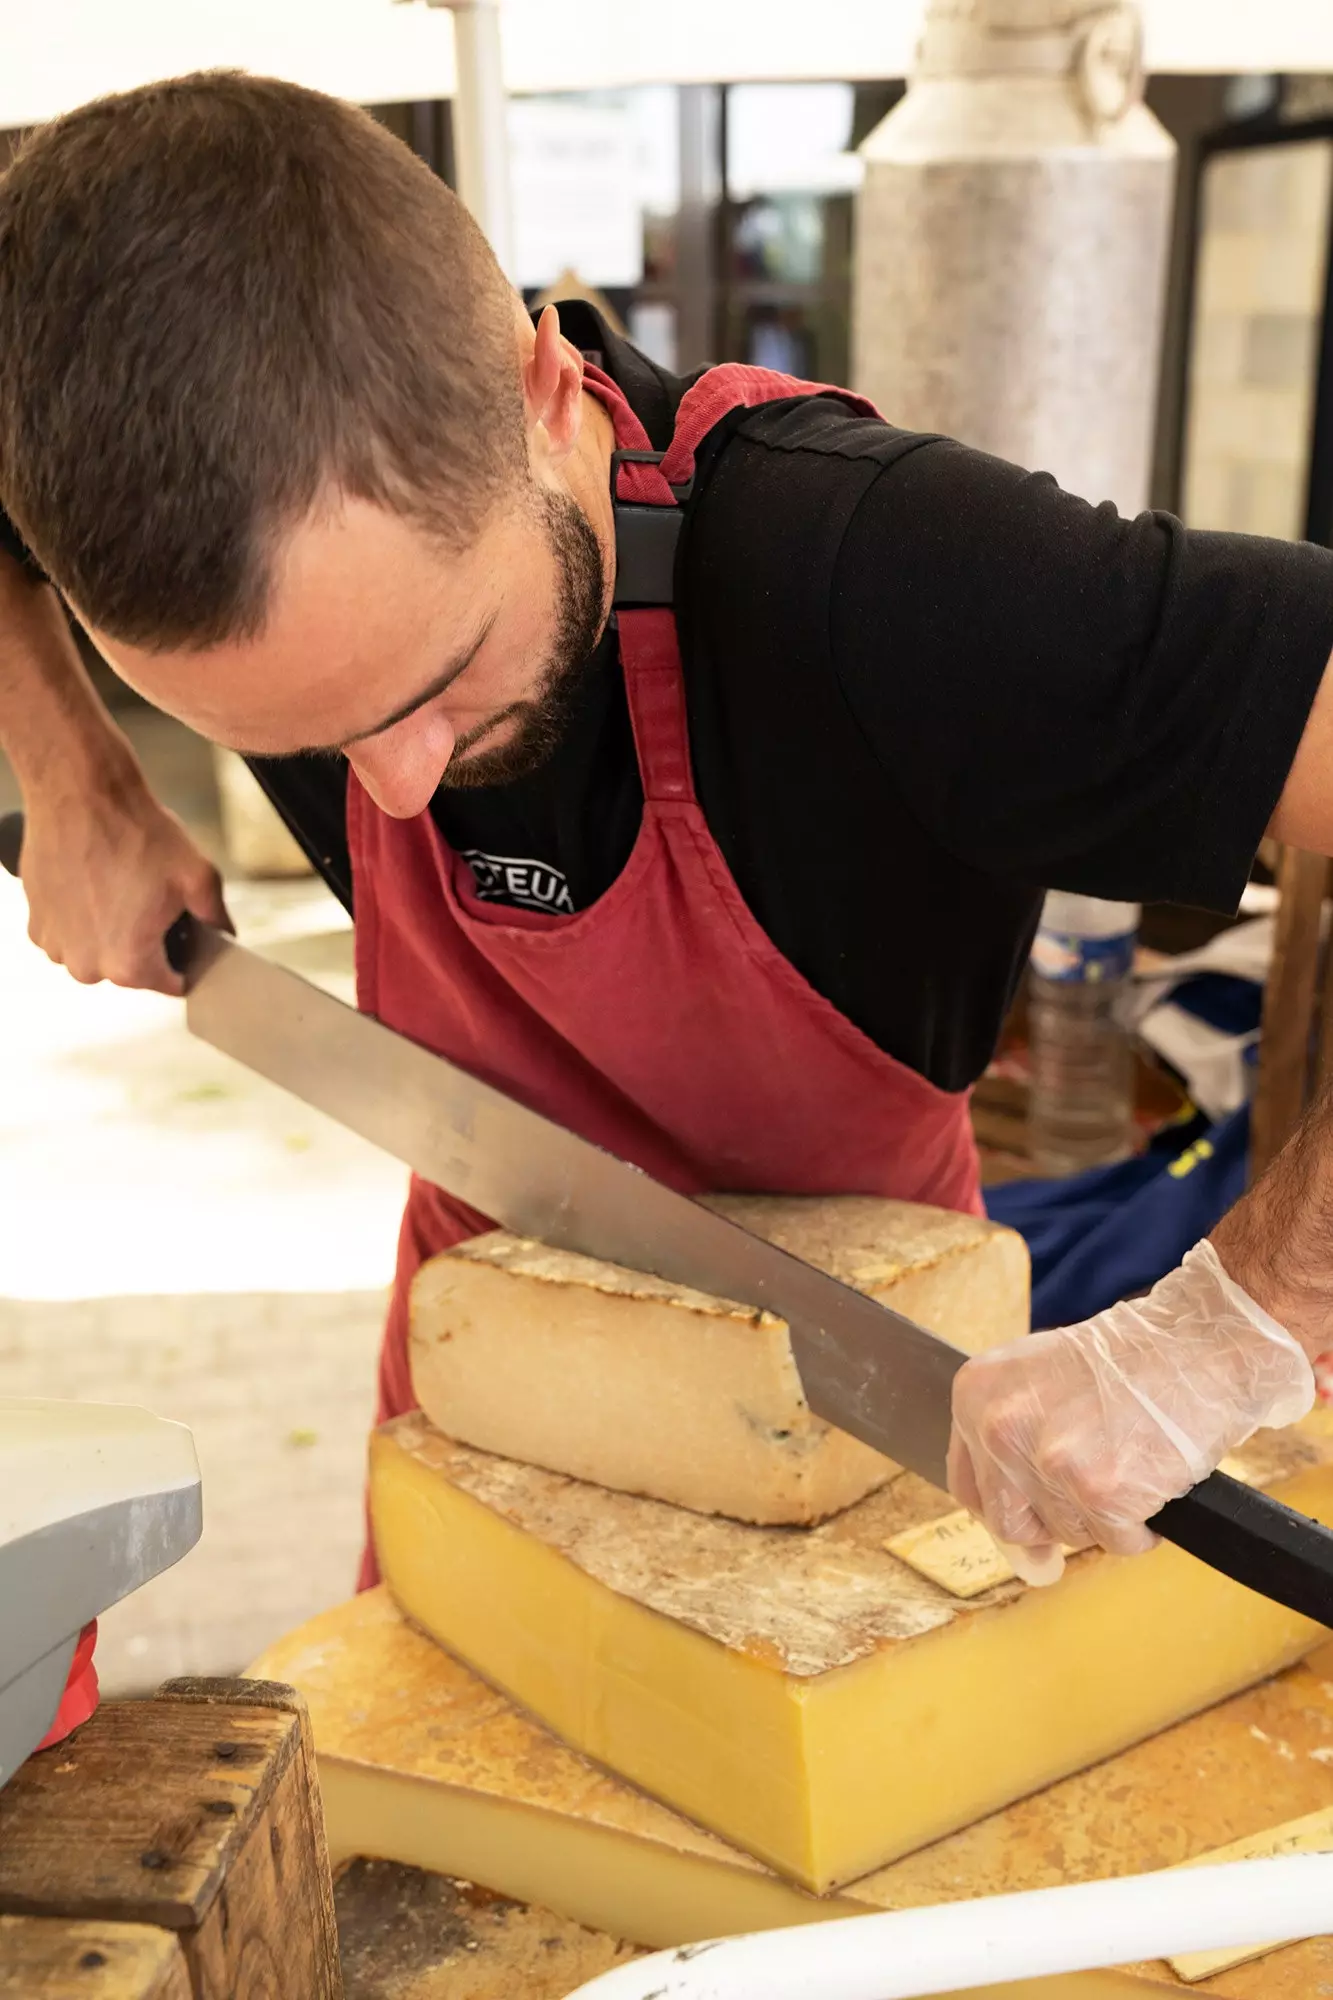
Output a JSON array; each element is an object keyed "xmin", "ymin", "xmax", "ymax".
[{"xmin": 5, "ymin": 303, "xmax": 1333, "ymax": 1091}]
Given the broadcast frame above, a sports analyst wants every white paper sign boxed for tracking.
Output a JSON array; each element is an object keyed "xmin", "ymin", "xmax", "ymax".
[{"xmin": 508, "ymin": 98, "xmax": 644, "ymax": 292}]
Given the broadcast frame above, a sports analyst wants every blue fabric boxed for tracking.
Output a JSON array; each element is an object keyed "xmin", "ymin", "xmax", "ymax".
[
  {"xmin": 1168, "ymin": 971, "xmax": 1263, "ymax": 1037},
  {"xmin": 985, "ymin": 1105, "xmax": 1249, "ymax": 1329}
]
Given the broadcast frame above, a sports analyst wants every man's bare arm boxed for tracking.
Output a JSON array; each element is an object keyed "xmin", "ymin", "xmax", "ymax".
[
  {"xmin": 0, "ymin": 551, "xmax": 133, "ymax": 794},
  {"xmin": 0, "ymin": 549, "xmax": 227, "ymax": 993},
  {"xmin": 1267, "ymin": 643, "xmax": 1333, "ymax": 854},
  {"xmin": 1212, "ymin": 1098, "xmax": 1333, "ymax": 1356}
]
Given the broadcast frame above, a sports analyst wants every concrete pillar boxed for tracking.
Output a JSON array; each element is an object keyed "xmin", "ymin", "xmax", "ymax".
[{"xmin": 852, "ymin": 0, "xmax": 1176, "ymax": 514}]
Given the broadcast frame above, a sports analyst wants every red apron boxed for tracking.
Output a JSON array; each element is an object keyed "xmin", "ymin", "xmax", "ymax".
[{"xmin": 349, "ymin": 363, "xmax": 983, "ymax": 1587}]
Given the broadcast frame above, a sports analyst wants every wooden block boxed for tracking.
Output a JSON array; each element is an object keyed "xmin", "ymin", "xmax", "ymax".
[
  {"xmin": 0, "ymin": 1914, "xmax": 191, "ymax": 1998},
  {"xmin": 333, "ymin": 1858, "xmax": 639, "ymax": 2000},
  {"xmin": 0, "ymin": 1678, "xmax": 341, "ymax": 1999},
  {"xmin": 158, "ymin": 1677, "xmax": 342, "ymax": 1996},
  {"xmin": 1252, "ymin": 845, "xmax": 1329, "ymax": 1177}
]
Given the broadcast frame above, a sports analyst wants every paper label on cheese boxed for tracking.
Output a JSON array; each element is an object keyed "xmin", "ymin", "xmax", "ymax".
[
  {"xmin": 885, "ymin": 1511, "xmax": 1019, "ymax": 1599},
  {"xmin": 1167, "ymin": 1806, "xmax": 1333, "ymax": 1981},
  {"xmin": 890, "ymin": 1462, "xmax": 1256, "ymax": 1605}
]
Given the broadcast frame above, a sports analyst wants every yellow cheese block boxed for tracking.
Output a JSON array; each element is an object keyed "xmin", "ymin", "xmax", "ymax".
[
  {"xmin": 873, "ymin": 1644, "xmax": 1333, "ymax": 1998},
  {"xmin": 410, "ymin": 1193, "xmax": 1029, "ymax": 1524},
  {"xmin": 254, "ymin": 1588, "xmax": 830, "ymax": 1948},
  {"xmin": 369, "ymin": 1408, "xmax": 1333, "ymax": 1892},
  {"xmin": 251, "ymin": 1586, "xmax": 1333, "ymax": 1998}
]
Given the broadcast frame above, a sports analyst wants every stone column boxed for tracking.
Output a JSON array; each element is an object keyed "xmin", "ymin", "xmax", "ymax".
[{"xmin": 852, "ymin": 0, "xmax": 1176, "ymax": 514}]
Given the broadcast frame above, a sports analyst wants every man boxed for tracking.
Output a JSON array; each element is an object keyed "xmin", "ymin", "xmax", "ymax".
[{"xmin": 1, "ymin": 74, "xmax": 1331, "ymax": 1586}]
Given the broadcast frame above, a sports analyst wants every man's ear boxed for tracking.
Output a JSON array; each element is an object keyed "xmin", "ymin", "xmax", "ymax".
[{"xmin": 520, "ymin": 304, "xmax": 586, "ymax": 467}]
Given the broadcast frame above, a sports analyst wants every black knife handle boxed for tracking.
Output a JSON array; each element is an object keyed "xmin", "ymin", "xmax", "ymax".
[
  {"xmin": 0, "ymin": 809, "xmax": 195, "ymax": 975},
  {"xmin": 1150, "ymin": 1471, "xmax": 1333, "ymax": 1627},
  {"xmin": 0, "ymin": 809, "xmax": 22, "ymax": 879}
]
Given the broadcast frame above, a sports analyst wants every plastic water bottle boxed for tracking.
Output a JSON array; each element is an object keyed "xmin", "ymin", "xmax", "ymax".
[{"xmin": 1028, "ymin": 892, "xmax": 1141, "ymax": 1175}]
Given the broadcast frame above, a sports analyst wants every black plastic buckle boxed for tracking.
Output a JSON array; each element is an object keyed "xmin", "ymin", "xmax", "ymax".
[{"xmin": 611, "ymin": 449, "xmax": 694, "ymax": 608}]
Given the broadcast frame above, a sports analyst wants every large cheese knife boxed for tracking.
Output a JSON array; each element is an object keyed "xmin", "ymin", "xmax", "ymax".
[{"xmin": 5, "ymin": 807, "xmax": 1333, "ymax": 1624}]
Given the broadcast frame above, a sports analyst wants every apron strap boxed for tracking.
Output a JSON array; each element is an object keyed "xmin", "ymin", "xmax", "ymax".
[
  {"xmin": 583, "ymin": 365, "xmax": 696, "ymax": 806},
  {"xmin": 617, "ymin": 607, "xmax": 694, "ymax": 806},
  {"xmin": 584, "ymin": 360, "xmax": 883, "ymax": 808}
]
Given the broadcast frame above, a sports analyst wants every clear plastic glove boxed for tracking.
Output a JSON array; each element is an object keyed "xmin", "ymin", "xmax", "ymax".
[{"xmin": 947, "ymin": 1240, "xmax": 1315, "ymax": 1585}]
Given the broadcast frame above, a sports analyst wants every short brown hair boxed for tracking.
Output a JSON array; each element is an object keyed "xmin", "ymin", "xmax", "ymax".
[{"xmin": 0, "ymin": 74, "xmax": 526, "ymax": 647}]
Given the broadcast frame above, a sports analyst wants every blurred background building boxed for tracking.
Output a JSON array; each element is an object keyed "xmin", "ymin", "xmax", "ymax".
[{"xmin": 8, "ymin": 3, "xmax": 1333, "ymax": 518}]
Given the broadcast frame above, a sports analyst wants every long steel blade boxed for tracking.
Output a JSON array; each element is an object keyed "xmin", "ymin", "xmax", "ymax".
[{"xmin": 185, "ymin": 928, "xmax": 965, "ymax": 1486}]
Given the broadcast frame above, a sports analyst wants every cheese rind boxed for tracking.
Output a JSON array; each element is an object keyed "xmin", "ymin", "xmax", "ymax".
[
  {"xmin": 333, "ymin": 1857, "xmax": 640, "ymax": 1998},
  {"xmin": 369, "ymin": 1408, "xmax": 1333, "ymax": 1893},
  {"xmin": 251, "ymin": 1587, "xmax": 1333, "ymax": 1997},
  {"xmin": 410, "ymin": 1193, "xmax": 1030, "ymax": 1524}
]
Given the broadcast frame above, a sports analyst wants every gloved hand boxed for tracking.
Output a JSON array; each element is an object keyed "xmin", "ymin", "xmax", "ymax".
[{"xmin": 947, "ymin": 1239, "xmax": 1316, "ymax": 1584}]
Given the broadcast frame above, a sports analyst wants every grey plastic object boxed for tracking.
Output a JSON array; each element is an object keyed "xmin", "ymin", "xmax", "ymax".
[{"xmin": 0, "ymin": 1401, "xmax": 202, "ymax": 1786}]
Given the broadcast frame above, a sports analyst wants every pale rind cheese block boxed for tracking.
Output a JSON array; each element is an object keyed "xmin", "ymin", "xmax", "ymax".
[
  {"xmin": 410, "ymin": 1193, "xmax": 1030, "ymax": 1524},
  {"xmin": 252, "ymin": 1585, "xmax": 1333, "ymax": 1998},
  {"xmin": 368, "ymin": 1408, "xmax": 1333, "ymax": 1894}
]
